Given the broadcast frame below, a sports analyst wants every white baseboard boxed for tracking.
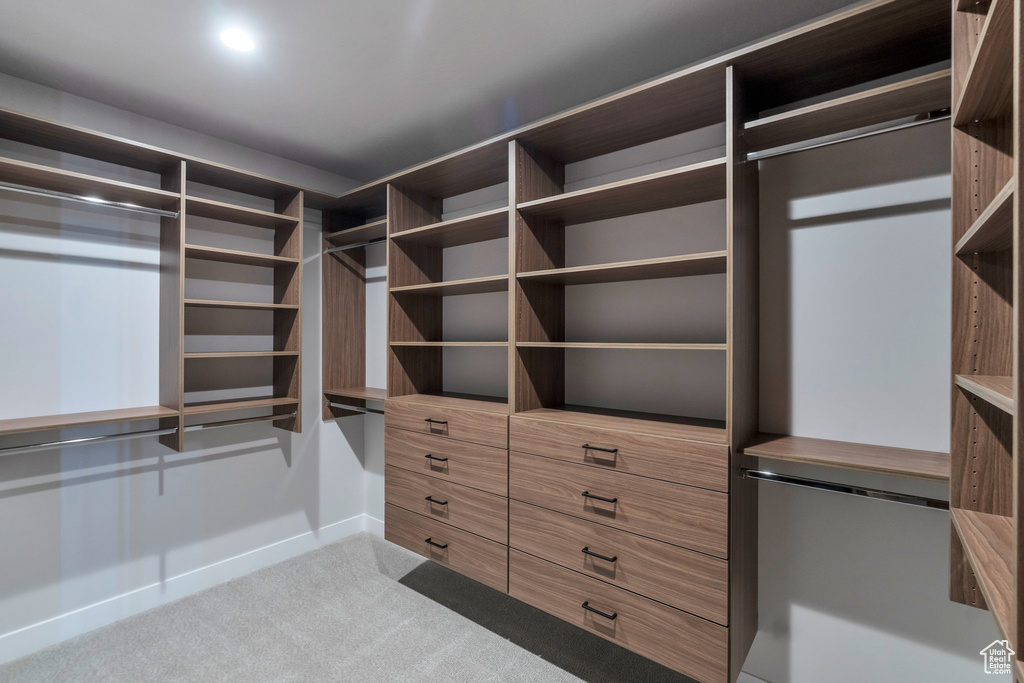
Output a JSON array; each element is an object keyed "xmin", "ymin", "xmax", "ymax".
[{"xmin": 0, "ymin": 513, "xmax": 372, "ymax": 666}]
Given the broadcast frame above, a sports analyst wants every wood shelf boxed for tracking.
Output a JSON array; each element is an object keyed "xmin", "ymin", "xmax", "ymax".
[
  {"xmin": 954, "ymin": 0, "xmax": 1013, "ymax": 125},
  {"xmin": 390, "ymin": 274, "xmax": 509, "ymax": 296},
  {"xmin": 183, "ymin": 397, "xmax": 298, "ymax": 416},
  {"xmin": 184, "ymin": 245, "xmax": 299, "ymax": 268},
  {"xmin": 387, "ymin": 392, "xmax": 509, "ymax": 415},
  {"xmin": 516, "ymin": 158, "xmax": 727, "ymax": 225},
  {"xmin": 324, "ymin": 387, "xmax": 388, "ymax": 402},
  {"xmin": 518, "ymin": 252, "xmax": 727, "ymax": 285},
  {"xmin": 950, "ymin": 509, "xmax": 1015, "ymax": 645},
  {"xmin": 955, "ymin": 375, "xmax": 1014, "ymax": 415},
  {"xmin": 743, "ymin": 70, "xmax": 950, "ymax": 151},
  {"xmin": 184, "ymin": 351, "xmax": 299, "ymax": 359},
  {"xmin": 184, "ymin": 299, "xmax": 299, "ymax": 311},
  {"xmin": 516, "ymin": 406, "xmax": 726, "ymax": 444},
  {"xmin": 186, "ymin": 196, "xmax": 299, "ymax": 229},
  {"xmin": 391, "ymin": 341, "xmax": 507, "ymax": 347},
  {"xmin": 324, "ymin": 218, "xmax": 387, "ymax": 246},
  {"xmin": 955, "ymin": 180, "xmax": 1014, "ymax": 254},
  {"xmin": 517, "ymin": 342, "xmax": 726, "ymax": 351},
  {"xmin": 0, "ymin": 406, "xmax": 179, "ymax": 437},
  {"xmin": 0, "ymin": 156, "xmax": 180, "ymax": 210},
  {"xmin": 742, "ymin": 433, "xmax": 950, "ymax": 481},
  {"xmin": 390, "ymin": 208, "xmax": 508, "ymax": 247}
]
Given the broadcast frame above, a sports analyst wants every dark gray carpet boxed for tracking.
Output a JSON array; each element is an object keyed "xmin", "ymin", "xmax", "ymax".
[{"xmin": 0, "ymin": 533, "xmax": 693, "ymax": 682}]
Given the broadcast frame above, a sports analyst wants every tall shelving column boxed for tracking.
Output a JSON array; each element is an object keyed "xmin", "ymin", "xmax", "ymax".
[
  {"xmin": 159, "ymin": 160, "xmax": 186, "ymax": 451},
  {"xmin": 948, "ymin": 0, "xmax": 1018, "ymax": 669}
]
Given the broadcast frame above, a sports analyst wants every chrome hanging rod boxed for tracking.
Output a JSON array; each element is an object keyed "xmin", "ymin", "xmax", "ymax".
[
  {"xmin": 745, "ymin": 113, "xmax": 951, "ymax": 162},
  {"xmin": 328, "ymin": 401, "xmax": 385, "ymax": 416},
  {"xmin": 0, "ymin": 426, "xmax": 178, "ymax": 457},
  {"xmin": 185, "ymin": 411, "xmax": 297, "ymax": 432},
  {"xmin": 0, "ymin": 181, "xmax": 179, "ymax": 218},
  {"xmin": 324, "ymin": 237, "xmax": 386, "ymax": 254},
  {"xmin": 741, "ymin": 469, "xmax": 949, "ymax": 510}
]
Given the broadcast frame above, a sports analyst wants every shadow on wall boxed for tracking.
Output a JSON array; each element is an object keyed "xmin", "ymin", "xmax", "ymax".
[{"xmin": 399, "ymin": 561, "xmax": 696, "ymax": 683}]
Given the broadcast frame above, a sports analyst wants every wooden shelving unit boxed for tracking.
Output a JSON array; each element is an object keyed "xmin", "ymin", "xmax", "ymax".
[
  {"xmin": 743, "ymin": 69, "xmax": 950, "ymax": 152},
  {"xmin": 949, "ymin": 1, "xmax": 1021, "ymax": 673},
  {"xmin": 743, "ymin": 434, "xmax": 950, "ymax": 481}
]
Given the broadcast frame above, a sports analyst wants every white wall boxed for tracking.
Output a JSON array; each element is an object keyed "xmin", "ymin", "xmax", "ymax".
[{"xmin": 0, "ymin": 73, "xmax": 371, "ymax": 664}]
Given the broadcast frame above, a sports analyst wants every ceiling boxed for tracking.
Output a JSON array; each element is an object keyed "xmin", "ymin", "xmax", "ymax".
[{"xmin": 0, "ymin": 0, "xmax": 856, "ymax": 182}]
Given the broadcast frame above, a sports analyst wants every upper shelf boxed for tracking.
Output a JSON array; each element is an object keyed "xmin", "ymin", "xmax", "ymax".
[
  {"xmin": 0, "ymin": 106, "xmax": 336, "ymax": 209},
  {"xmin": 324, "ymin": 218, "xmax": 387, "ymax": 247},
  {"xmin": 186, "ymin": 196, "xmax": 299, "ymax": 229},
  {"xmin": 184, "ymin": 245, "xmax": 299, "ymax": 268},
  {"xmin": 743, "ymin": 69, "xmax": 951, "ymax": 152},
  {"xmin": 391, "ymin": 208, "xmax": 509, "ymax": 247},
  {"xmin": 518, "ymin": 252, "xmax": 727, "ymax": 285},
  {"xmin": 954, "ymin": 0, "xmax": 1013, "ymax": 125},
  {"xmin": 184, "ymin": 299, "xmax": 299, "ymax": 311},
  {"xmin": 0, "ymin": 405, "xmax": 179, "ymax": 437},
  {"xmin": 955, "ymin": 180, "xmax": 1014, "ymax": 254},
  {"xmin": 742, "ymin": 433, "xmax": 950, "ymax": 481},
  {"xmin": 390, "ymin": 275, "xmax": 509, "ymax": 296},
  {"xmin": 955, "ymin": 375, "xmax": 1014, "ymax": 415},
  {"xmin": 517, "ymin": 159, "xmax": 727, "ymax": 225},
  {"xmin": 950, "ymin": 509, "xmax": 1015, "ymax": 648},
  {"xmin": 0, "ymin": 156, "xmax": 180, "ymax": 211}
]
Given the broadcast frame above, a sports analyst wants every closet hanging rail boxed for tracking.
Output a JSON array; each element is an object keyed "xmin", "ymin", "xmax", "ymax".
[
  {"xmin": 327, "ymin": 400, "xmax": 385, "ymax": 416},
  {"xmin": 0, "ymin": 181, "xmax": 180, "ymax": 218},
  {"xmin": 324, "ymin": 237, "xmax": 386, "ymax": 254},
  {"xmin": 745, "ymin": 112, "xmax": 951, "ymax": 162},
  {"xmin": 742, "ymin": 469, "xmax": 949, "ymax": 510},
  {"xmin": 0, "ymin": 426, "xmax": 178, "ymax": 457}
]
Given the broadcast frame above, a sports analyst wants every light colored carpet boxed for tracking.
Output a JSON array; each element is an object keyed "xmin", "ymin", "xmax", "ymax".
[{"xmin": 0, "ymin": 533, "xmax": 693, "ymax": 682}]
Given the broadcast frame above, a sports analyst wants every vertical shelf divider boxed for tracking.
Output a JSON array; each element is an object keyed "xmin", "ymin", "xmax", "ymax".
[
  {"xmin": 159, "ymin": 160, "xmax": 186, "ymax": 452},
  {"xmin": 273, "ymin": 189, "xmax": 304, "ymax": 432}
]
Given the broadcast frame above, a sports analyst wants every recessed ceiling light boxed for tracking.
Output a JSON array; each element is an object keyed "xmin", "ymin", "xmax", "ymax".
[{"xmin": 220, "ymin": 28, "xmax": 255, "ymax": 52}]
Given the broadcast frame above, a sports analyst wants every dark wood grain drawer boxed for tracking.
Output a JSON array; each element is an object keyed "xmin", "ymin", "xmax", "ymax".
[
  {"xmin": 509, "ymin": 549, "xmax": 727, "ymax": 683},
  {"xmin": 509, "ymin": 500, "xmax": 727, "ymax": 625},
  {"xmin": 510, "ymin": 451, "xmax": 728, "ymax": 558},
  {"xmin": 386, "ymin": 427, "xmax": 507, "ymax": 495},
  {"xmin": 386, "ymin": 465, "xmax": 508, "ymax": 543},
  {"xmin": 510, "ymin": 415, "xmax": 728, "ymax": 492},
  {"xmin": 386, "ymin": 399, "xmax": 507, "ymax": 448},
  {"xmin": 385, "ymin": 504, "xmax": 507, "ymax": 592}
]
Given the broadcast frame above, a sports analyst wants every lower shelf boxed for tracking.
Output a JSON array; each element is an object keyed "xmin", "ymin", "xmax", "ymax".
[
  {"xmin": 515, "ymin": 405, "xmax": 726, "ymax": 444},
  {"xmin": 950, "ymin": 508, "xmax": 1014, "ymax": 648},
  {"xmin": 0, "ymin": 405, "xmax": 179, "ymax": 437},
  {"xmin": 324, "ymin": 386, "xmax": 387, "ymax": 402},
  {"xmin": 742, "ymin": 433, "xmax": 950, "ymax": 481},
  {"xmin": 387, "ymin": 392, "xmax": 509, "ymax": 415},
  {"xmin": 183, "ymin": 397, "xmax": 298, "ymax": 415}
]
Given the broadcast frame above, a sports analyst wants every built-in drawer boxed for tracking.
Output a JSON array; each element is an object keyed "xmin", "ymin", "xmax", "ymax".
[
  {"xmin": 386, "ymin": 399, "xmax": 507, "ymax": 448},
  {"xmin": 510, "ymin": 415, "xmax": 728, "ymax": 492},
  {"xmin": 386, "ymin": 465, "xmax": 508, "ymax": 543},
  {"xmin": 385, "ymin": 504, "xmax": 508, "ymax": 592},
  {"xmin": 509, "ymin": 549, "xmax": 727, "ymax": 683},
  {"xmin": 509, "ymin": 500, "xmax": 727, "ymax": 625},
  {"xmin": 386, "ymin": 428, "xmax": 507, "ymax": 496},
  {"xmin": 510, "ymin": 451, "xmax": 728, "ymax": 558}
]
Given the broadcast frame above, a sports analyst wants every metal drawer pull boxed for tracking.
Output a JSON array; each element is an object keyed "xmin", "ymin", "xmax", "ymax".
[
  {"xmin": 582, "ymin": 444, "xmax": 618, "ymax": 454},
  {"xmin": 581, "ymin": 601, "xmax": 617, "ymax": 620},
  {"xmin": 424, "ymin": 454, "xmax": 449, "ymax": 462},
  {"xmin": 425, "ymin": 538, "xmax": 448, "ymax": 549},
  {"xmin": 424, "ymin": 418, "xmax": 449, "ymax": 425},
  {"xmin": 581, "ymin": 547, "xmax": 617, "ymax": 563},
  {"xmin": 425, "ymin": 495, "xmax": 448, "ymax": 506},
  {"xmin": 582, "ymin": 491, "xmax": 618, "ymax": 504}
]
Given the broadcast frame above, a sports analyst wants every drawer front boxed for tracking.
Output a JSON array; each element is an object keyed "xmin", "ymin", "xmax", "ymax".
[
  {"xmin": 386, "ymin": 428, "xmax": 507, "ymax": 496},
  {"xmin": 510, "ymin": 416, "xmax": 728, "ymax": 492},
  {"xmin": 385, "ymin": 504, "xmax": 507, "ymax": 592},
  {"xmin": 509, "ymin": 549, "xmax": 727, "ymax": 683},
  {"xmin": 386, "ymin": 465, "xmax": 508, "ymax": 543},
  {"xmin": 385, "ymin": 399, "xmax": 508, "ymax": 448},
  {"xmin": 509, "ymin": 500, "xmax": 727, "ymax": 625},
  {"xmin": 510, "ymin": 451, "xmax": 728, "ymax": 558}
]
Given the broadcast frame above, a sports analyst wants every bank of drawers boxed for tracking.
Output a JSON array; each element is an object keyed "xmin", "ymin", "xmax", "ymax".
[
  {"xmin": 508, "ymin": 414, "xmax": 731, "ymax": 683},
  {"xmin": 383, "ymin": 397, "xmax": 509, "ymax": 591}
]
